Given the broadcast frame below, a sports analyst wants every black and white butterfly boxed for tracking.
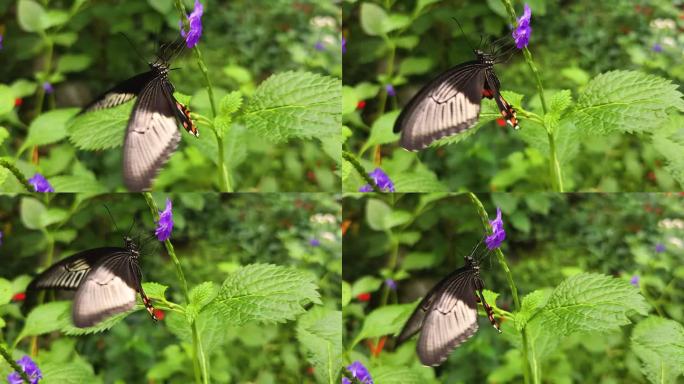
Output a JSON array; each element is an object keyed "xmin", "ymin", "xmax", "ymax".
[
  {"xmin": 25, "ymin": 236, "xmax": 157, "ymax": 328},
  {"xmin": 396, "ymin": 240, "xmax": 500, "ymax": 366},
  {"xmin": 81, "ymin": 39, "xmax": 198, "ymax": 191},
  {"xmin": 394, "ymin": 46, "xmax": 519, "ymax": 151}
]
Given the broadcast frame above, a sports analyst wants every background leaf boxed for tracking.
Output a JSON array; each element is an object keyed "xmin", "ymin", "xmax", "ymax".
[{"xmin": 631, "ymin": 316, "xmax": 684, "ymax": 384}]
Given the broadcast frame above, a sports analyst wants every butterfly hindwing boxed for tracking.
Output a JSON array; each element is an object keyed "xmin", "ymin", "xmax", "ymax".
[
  {"xmin": 394, "ymin": 62, "xmax": 487, "ymax": 151},
  {"xmin": 122, "ymin": 77, "xmax": 181, "ymax": 191},
  {"xmin": 81, "ymin": 71, "xmax": 157, "ymax": 113}
]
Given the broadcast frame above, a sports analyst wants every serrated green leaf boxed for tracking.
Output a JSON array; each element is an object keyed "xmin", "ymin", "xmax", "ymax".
[
  {"xmin": 360, "ymin": 3, "xmax": 388, "ymax": 36},
  {"xmin": 652, "ymin": 114, "xmax": 684, "ymax": 187},
  {"xmin": 23, "ymin": 108, "xmax": 79, "ymax": 150},
  {"xmin": 296, "ymin": 307, "xmax": 342, "ymax": 384},
  {"xmin": 48, "ymin": 175, "xmax": 106, "ymax": 193},
  {"xmin": 62, "ymin": 309, "xmax": 134, "ymax": 336},
  {"xmin": 631, "ymin": 316, "xmax": 684, "ymax": 384},
  {"xmin": 142, "ymin": 282, "xmax": 168, "ymax": 300},
  {"xmin": 354, "ymin": 302, "xmax": 418, "ymax": 344},
  {"xmin": 515, "ymin": 288, "xmax": 551, "ymax": 330},
  {"xmin": 392, "ymin": 170, "xmax": 448, "ymax": 192},
  {"xmin": 372, "ymin": 365, "xmax": 425, "ymax": 384},
  {"xmin": 41, "ymin": 360, "xmax": 97, "ymax": 384},
  {"xmin": 67, "ymin": 101, "xmax": 132, "ymax": 150},
  {"xmin": 219, "ymin": 91, "xmax": 243, "ymax": 116},
  {"xmin": 549, "ymin": 90, "xmax": 573, "ymax": 116},
  {"xmin": 207, "ymin": 263, "xmax": 320, "ymax": 325},
  {"xmin": 243, "ymin": 71, "xmax": 340, "ymax": 142},
  {"xmin": 569, "ymin": 70, "xmax": 684, "ymax": 135},
  {"xmin": 186, "ymin": 281, "xmax": 218, "ymax": 323},
  {"xmin": 18, "ymin": 301, "xmax": 71, "ymax": 341}
]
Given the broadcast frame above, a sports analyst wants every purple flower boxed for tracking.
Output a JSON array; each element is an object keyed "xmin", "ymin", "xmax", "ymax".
[
  {"xmin": 342, "ymin": 37, "xmax": 346, "ymax": 54},
  {"xmin": 7, "ymin": 355, "xmax": 42, "ymax": 384},
  {"xmin": 0, "ymin": 34, "xmax": 3, "ymax": 50},
  {"xmin": 652, "ymin": 43, "xmax": 663, "ymax": 52},
  {"xmin": 342, "ymin": 379, "xmax": 351, "ymax": 384},
  {"xmin": 485, "ymin": 207, "xmax": 506, "ymax": 250},
  {"xmin": 309, "ymin": 238, "xmax": 321, "ymax": 247},
  {"xmin": 630, "ymin": 275, "xmax": 640, "ymax": 287},
  {"xmin": 315, "ymin": 41, "xmax": 325, "ymax": 51},
  {"xmin": 42, "ymin": 82, "xmax": 53, "ymax": 94},
  {"xmin": 512, "ymin": 4, "xmax": 532, "ymax": 49},
  {"xmin": 359, "ymin": 168, "xmax": 395, "ymax": 192},
  {"xmin": 346, "ymin": 361, "xmax": 373, "ymax": 384},
  {"xmin": 155, "ymin": 198, "xmax": 174, "ymax": 241},
  {"xmin": 28, "ymin": 173, "xmax": 54, "ymax": 192},
  {"xmin": 385, "ymin": 278, "xmax": 397, "ymax": 290},
  {"xmin": 655, "ymin": 243, "xmax": 665, "ymax": 253},
  {"xmin": 385, "ymin": 84, "xmax": 396, "ymax": 97},
  {"xmin": 0, "ymin": 230, "xmax": 3, "ymax": 246},
  {"xmin": 180, "ymin": 0, "xmax": 203, "ymax": 48}
]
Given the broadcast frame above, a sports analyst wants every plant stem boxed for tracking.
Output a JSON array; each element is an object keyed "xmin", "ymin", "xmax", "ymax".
[
  {"xmin": 214, "ymin": 129, "xmax": 232, "ymax": 192},
  {"xmin": 342, "ymin": 151, "xmax": 382, "ymax": 192},
  {"xmin": 0, "ymin": 344, "xmax": 31, "ymax": 384},
  {"xmin": 142, "ymin": 193, "xmax": 208, "ymax": 384},
  {"xmin": 0, "ymin": 160, "xmax": 32, "ymax": 192},
  {"xmin": 467, "ymin": 192, "xmax": 531, "ymax": 384},
  {"xmin": 500, "ymin": 0, "xmax": 563, "ymax": 192},
  {"xmin": 33, "ymin": 36, "xmax": 53, "ymax": 119}
]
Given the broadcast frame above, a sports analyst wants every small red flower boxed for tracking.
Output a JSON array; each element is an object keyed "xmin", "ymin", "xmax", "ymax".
[
  {"xmin": 356, "ymin": 100, "xmax": 366, "ymax": 110},
  {"xmin": 153, "ymin": 309, "xmax": 165, "ymax": 321},
  {"xmin": 496, "ymin": 118, "xmax": 506, "ymax": 127},
  {"xmin": 12, "ymin": 292, "xmax": 26, "ymax": 302},
  {"xmin": 356, "ymin": 292, "xmax": 371, "ymax": 302},
  {"xmin": 14, "ymin": 98, "xmax": 23, "ymax": 107},
  {"xmin": 306, "ymin": 366, "xmax": 315, "ymax": 375}
]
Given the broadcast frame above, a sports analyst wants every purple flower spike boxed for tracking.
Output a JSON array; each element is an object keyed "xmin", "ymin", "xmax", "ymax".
[
  {"xmin": 385, "ymin": 84, "xmax": 396, "ymax": 97},
  {"xmin": 315, "ymin": 41, "xmax": 325, "ymax": 51},
  {"xmin": 652, "ymin": 43, "xmax": 663, "ymax": 52},
  {"xmin": 341, "ymin": 378, "xmax": 351, "ymax": 384},
  {"xmin": 309, "ymin": 238, "xmax": 321, "ymax": 247},
  {"xmin": 42, "ymin": 82, "xmax": 53, "ymax": 94},
  {"xmin": 7, "ymin": 355, "xmax": 42, "ymax": 384},
  {"xmin": 359, "ymin": 168, "xmax": 395, "ymax": 193},
  {"xmin": 155, "ymin": 198, "xmax": 174, "ymax": 241},
  {"xmin": 341, "ymin": 37, "xmax": 346, "ymax": 54},
  {"xmin": 0, "ymin": 230, "xmax": 3, "ymax": 246},
  {"xmin": 28, "ymin": 173, "xmax": 54, "ymax": 192},
  {"xmin": 655, "ymin": 243, "xmax": 665, "ymax": 253},
  {"xmin": 180, "ymin": 0, "xmax": 203, "ymax": 48},
  {"xmin": 0, "ymin": 34, "xmax": 3, "ymax": 50},
  {"xmin": 485, "ymin": 207, "xmax": 506, "ymax": 250},
  {"xmin": 630, "ymin": 275, "xmax": 639, "ymax": 287},
  {"xmin": 385, "ymin": 278, "xmax": 397, "ymax": 290},
  {"xmin": 346, "ymin": 361, "xmax": 373, "ymax": 384},
  {"xmin": 512, "ymin": 4, "xmax": 532, "ymax": 49}
]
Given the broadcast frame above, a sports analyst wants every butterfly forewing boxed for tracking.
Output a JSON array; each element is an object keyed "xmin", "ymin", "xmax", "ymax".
[
  {"xmin": 81, "ymin": 71, "xmax": 157, "ymax": 113},
  {"xmin": 122, "ymin": 77, "xmax": 181, "ymax": 191},
  {"xmin": 72, "ymin": 253, "xmax": 140, "ymax": 328}
]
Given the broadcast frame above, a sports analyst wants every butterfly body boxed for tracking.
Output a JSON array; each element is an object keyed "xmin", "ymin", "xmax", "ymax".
[
  {"xmin": 25, "ymin": 237, "xmax": 157, "ymax": 328},
  {"xmin": 394, "ymin": 50, "xmax": 518, "ymax": 151},
  {"xmin": 81, "ymin": 45, "xmax": 198, "ymax": 191},
  {"xmin": 397, "ymin": 254, "xmax": 499, "ymax": 366}
]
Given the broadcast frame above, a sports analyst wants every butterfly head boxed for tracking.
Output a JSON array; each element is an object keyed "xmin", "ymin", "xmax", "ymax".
[
  {"xmin": 149, "ymin": 61, "xmax": 170, "ymax": 77},
  {"xmin": 124, "ymin": 236, "xmax": 140, "ymax": 256},
  {"xmin": 474, "ymin": 50, "xmax": 495, "ymax": 66}
]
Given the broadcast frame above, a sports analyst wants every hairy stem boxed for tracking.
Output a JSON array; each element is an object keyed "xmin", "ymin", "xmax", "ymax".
[
  {"xmin": 342, "ymin": 151, "xmax": 382, "ymax": 192},
  {"xmin": 500, "ymin": 0, "xmax": 563, "ymax": 192},
  {"xmin": 214, "ymin": 128, "xmax": 232, "ymax": 192},
  {"xmin": 467, "ymin": 192, "xmax": 531, "ymax": 384},
  {"xmin": 143, "ymin": 193, "xmax": 207, "ymax": 384},
  {"xmin": 0, "ymin": 160, "xmax": 32, "ymax": 192},
  {"xmin": 0, "ymin": 345, "xmax": 31, "ymax": 384}
]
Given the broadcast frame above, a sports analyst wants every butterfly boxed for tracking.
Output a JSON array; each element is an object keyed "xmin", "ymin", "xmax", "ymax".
[
  {"xmin": 81, "ymin": 39, "xmax": 199, "ymax": 191},
  {"xmin": 393, "ymin": 46, "xmax": 519, "ymax": 151},
  {"xmin": 396, "ymin": 240, "xmax": 500, "ymax": 366},
  {"xmin": 25, "ymin": 236, "xmax": 157, "ymax": 328}
]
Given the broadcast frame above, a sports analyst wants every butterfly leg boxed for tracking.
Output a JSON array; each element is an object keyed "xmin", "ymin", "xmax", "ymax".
[
  {"xmin": 138, "ymin": 286, "xmax": 158, "ymax": 322},
  {"xmin": 477, "ymin": 289, "xmax": 501, "ymax": 333}
]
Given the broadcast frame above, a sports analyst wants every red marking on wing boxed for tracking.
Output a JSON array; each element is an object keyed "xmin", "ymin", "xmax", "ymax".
[{"xmin": 482, "ymin": 89, "xmax": 494, "ymax": 98}]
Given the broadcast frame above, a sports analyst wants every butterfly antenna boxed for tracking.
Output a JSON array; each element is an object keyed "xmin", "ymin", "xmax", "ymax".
[
  {"xmin": 119, "ymin": 32, "xmax": 148, "ymax": 65},
  {"xmin": 103, "ymin": 205, "xmax": 121, "ymax": 235},
  {"xmin": 126, "ymin": 217, "xmax": 136, "ymax": 239},
  {"xmin": 451, "ymin": 17, "xmax": 475, "ymax": 52}
]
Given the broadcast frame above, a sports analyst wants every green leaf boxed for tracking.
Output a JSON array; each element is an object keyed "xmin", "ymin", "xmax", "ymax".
[
  {"xmin": 243, "ymin": 71, "xmax": 340, "ymax": 142},
  {"xmin": 360, "ymin": 3, "xmax": 388, "ymax": 36},
  {"xmin": 354, "ymin": 302, "xmax": 417, "ymax": 343},
  {"xmin": 398, "ymin": 57, "xmax": 435, "ymax": 76},
  {"xmin": 631, "ymin": 316, "xmax": 684, "ymax": 384},
  {"xmin": 20, "ymin": 197, "xmax": 47, "ymax": 230},
  {"xmin": 365, "ymin": 198, "xmax": 391, "ymax": 231},
  {"xmin": 361, "ymin": 111, "xmax": 400, "ymax": 153},
  {"xmin": 549, "ymin": 90, "xmax": 573, "ymax": 116},
  {"xmin": 56, "ymin": 54, "xmax": 93, "ymax": 73},
  {"xmin": 49, "ymin": 175, "xmax": 106, "ymax": 193},
  {"xmin": 382, "ymin": 13, "xmax": 411, "ymax": 34},
  {"xmin": 67, "ymin": 101, "xmax": 132, "ymax": 150},
  {"xmin": 0, "ymin": 278, "xmax": 12, "ymax": 305},
  {"xmin": 392, "ymin": 170, "xmax": 448, "ymax": 192},
  {"xmin": 569, "ymin": 70, "xmax": 684, "ymax": 135},
  {"xmin": 43, "ymin": 10, "xmax": 69, "ymax": 29},
  {"xmin": 142, "ymin": 282, "xmax": 168, "ymax": 301},
  {"xmin": 342, "ymin": 86, "xmax": 358, "ymax": 115},
  {"xmin": 373, "ymin": 365, "xmax": 425, "ymax": 384},
  {"xmin": 41, "ymin": 360, "xmax": 97, "ymax": 384},
  {"xmin": 652, "ymin": 114, "xmax": 684, "ymax": 186},
  {"xmin": 62, "ymin": 310, "xmax": 134, "ymax": 336},
  {"xmin": 53, "ymin": 32, "xmax": 78, "ymax": 46},
  {"xmin": 296, "ymin": 307, "xmax": 342, "ymax": 384},
  {"xmin": 11, "ymin": 79, "xmax": 37, "ymax": 98},
  {"xmin": 18, "ymin": 301, "xmax": 71, "ymax": 342},
  {"xmin": 351, "ymin": 276, "xmax": 383, "ymax": 297},
  {"xmin": 0, "ymin": 85, "xmax": 15, "ymax": 116},
  {"xmin": 219, "ymin": 91, "xmax": 243, "ymax": 117},
  {"xmin": 402, "ymin": 252, "xmax": 438, "ymax": 270},
  {"xmin": 207, "ymin": 263, "xmax": 320, "ymax": 325},
  {"xmin": 342, "ymin": 281, "xmax": 352, "ymax": 307},
  {"xmin": 23, "ymin": 108, "xmax": 79, "ymax": 149},
  {"xmin": 17, "ymin": 0, "xmax": 47, "ymax": 32},
  {"xmin": 186, "ymin": 281, "xmax": 218, "ymax": 323}
]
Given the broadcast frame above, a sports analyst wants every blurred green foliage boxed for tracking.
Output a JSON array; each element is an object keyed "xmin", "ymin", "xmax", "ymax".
[
  {"xmin": 342, "ymin": 192, "xmax": 684, "ymax": 383},
  {"xmin": 342, "ymin": 0, "xmax": 684, "ymax": 192},
  {"xmin": 0, "ymin": 192, "xmax": 342, "ymax": 383},
  {"xmin": 0, "ymin": 0, "xmax": 342, "ymax": 192}
]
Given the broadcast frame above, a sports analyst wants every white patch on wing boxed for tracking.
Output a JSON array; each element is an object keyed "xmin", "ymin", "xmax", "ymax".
[
  {"xmin": 417, "ymin": 299, "xmax": 478, "ymax": 366},
  {"xmin": 72, "ymin": 265, "xmax": 137, "ymax": 328}
]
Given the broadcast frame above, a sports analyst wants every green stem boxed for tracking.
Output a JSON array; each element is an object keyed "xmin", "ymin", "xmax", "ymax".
[
  {"xmin": 500, "ymin": 0, "xmax": 563, "ymax": 192},
  {"xmin": 342, "ymin": 151, "xmax": 382, "ymax": 193},
  {"xmin": 33, "ymin": 36, "xmax": 53, "ymax": 118},
  {"xmin": 0, "ymin": 345, "xmax": 31, "ymax": 384},
  {"xmin": 214, "ymin": 129, "xmax": 232, "ymax": 192},
  {"xmin": 467, "ymin": 192, "xmax": 531, "ymax": 384},
  {"xmin": 0, "ymin": 160, "xmax": 33, "ymax": 192},
  {"xmin": 142, "ymin": 193, "xmax": 207, "ymax": 384}
]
